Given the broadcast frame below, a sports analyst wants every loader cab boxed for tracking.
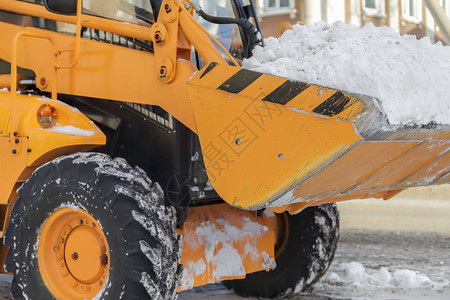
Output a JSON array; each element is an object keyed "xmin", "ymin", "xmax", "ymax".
[
  {"xmin": 43, "ymin": 0, "xmax": 262, "ymax": 64},
  {"xmin": 0, "ymin": 0, "xmax": 263, "ymax": 222}
]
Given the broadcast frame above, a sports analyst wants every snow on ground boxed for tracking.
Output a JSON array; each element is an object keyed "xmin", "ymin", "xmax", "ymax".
[
  {"xmin": 244, "ymin": 21, "xmax": 450, "ymax": 125},
  {"xmin": 321, "ymin": 261, "xmax": 445, "ymax": 291},
  {"xmin": 312, "ymin": 230, "xmax": 450, "ymax": 300}
]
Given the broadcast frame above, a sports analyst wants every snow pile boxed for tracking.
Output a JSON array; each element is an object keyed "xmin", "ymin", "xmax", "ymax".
[
  {"xmin": 320, "ymin": 261, "xmax": 448, "ymax": 289},
  {"xmin": 244, "ymin": 21, "xmax": 450, "ymax": 125}
]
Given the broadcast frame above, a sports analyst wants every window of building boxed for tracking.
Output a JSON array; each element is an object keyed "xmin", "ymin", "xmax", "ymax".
[
  {"xmin": 439, "ymin": 0, "xmax": 450, "ymax": 15},
  {"xmin": 363, "ymin": 0, "xmax": 385, "ymax": 16},
  {"xmin": 436, "ymin": 0, "xmax": 450, "ymax": 32},
  {"xmin": 402, "ymin": 0, "xmax": 422, "ymax": 22},
  {"xmin": 266, "ymin": 0, "xmax": 290, "ymax": 10},
  {"xmin": 256, "ymin": 0, "xmax": 296, "ymax": 18}
]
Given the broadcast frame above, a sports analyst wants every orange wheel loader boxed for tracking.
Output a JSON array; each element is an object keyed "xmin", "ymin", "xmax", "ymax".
[{"xmin": 0, "ymin": 0, "xmax": 448, "ymax": 299}]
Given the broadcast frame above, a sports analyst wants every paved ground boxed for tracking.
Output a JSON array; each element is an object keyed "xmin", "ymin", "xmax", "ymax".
[{"xmin": 0, "ymin": 185, "xmax": 448, "ymax": 299}]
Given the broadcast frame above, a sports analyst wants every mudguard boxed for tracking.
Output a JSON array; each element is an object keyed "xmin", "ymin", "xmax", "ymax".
[{"xmin": 0, "ymin": 89, "xmax": 105, "ymax": 205}]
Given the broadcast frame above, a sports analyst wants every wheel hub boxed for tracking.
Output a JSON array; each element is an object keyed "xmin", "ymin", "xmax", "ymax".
[{"xmin": 38, "ymin": 208, "xmax": 110, "ymax": 299}]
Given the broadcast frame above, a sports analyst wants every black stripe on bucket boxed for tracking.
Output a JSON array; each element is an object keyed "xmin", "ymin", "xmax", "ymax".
[
  {"xmin": 200, "ymin": 62, "xmax": 218, "ymax": 79},
  {"xmin": 313, "ymin": 91, "xmax": 352, "ymax": 116},
  {"xmin": 263, "ymin": 80, "xmax": 310, "ymax": 105},
  {"xmin": 217, "ymin": 69, "xmax": 263, "ymax": 94}
]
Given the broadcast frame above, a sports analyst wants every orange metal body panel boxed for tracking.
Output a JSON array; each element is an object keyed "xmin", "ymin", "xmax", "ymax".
[
  {"xmin": 0, "ymin": 0, "xmax": 231, "ymax": 133},
  {"xmin": 0, "ymin": 90, "xmax": 105, "ymax": 205},
  {"xmin": 0, "ymin": 21, "xmax": 198, "ymax": 132},
  {"xmin": 188, "ymin": 63, "xmax": 363, "ymax": 209},
  {"xmin": 279, "ymin": 139, "xmax": 449, "ymax": 209},
  {"xmin": 187, "ymin": 62, "xmax": 450, "ymax": 211},
  {"xmin": 401, "ymin": 153, "xmax": 450, "ymax": 187},
  {"xmin": 435, "ymin": 172, "xmax": 450, "ymax": 185},
  {"xmin": 348, "ymin": 141, "xmax": 449, "ymax": 194},
  {"xmin": 287, "ymin": 141, "xmax": 421, "ymax": 201},
  {"xmin": 178, "ymin": 204, "xmax": 276, "ymax": 291},
  {"xmin": 0, "ymin": 136, "xmax": 28, "ymax": 204}
]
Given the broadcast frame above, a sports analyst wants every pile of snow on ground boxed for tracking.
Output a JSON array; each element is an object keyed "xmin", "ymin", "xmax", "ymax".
[
  {"xmin": 244, "ymin": 21, "xmax": 450, "ymax": 125},
  {"xmin": 319, "ymin": 261, "xmax": 448, "ymax": 290}
]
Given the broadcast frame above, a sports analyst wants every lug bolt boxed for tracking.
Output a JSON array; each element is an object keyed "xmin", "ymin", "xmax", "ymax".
[
  {"xmin": 53, "ymin": 246, "xmax": 58, "ymax": 251},
  {"xmin": 71, "ymin": 252, "xmax": 78, "ymax": 260},
  {"xmin": 154, "ymin": 31, "xmax": 162, "ymax": 43},
  {"xmin": 60, "ymin": 237, "xmax": 64, "ymax": 243},
  {"xmin": 160, "ymin": 66, "xmax": 167, "ymax": 77},
  {"xmin": 100, "ymin": 255, "xmax": 108, "ymax": 265},
  {"xmin": 12, "ymin": 149, "xmax": 16, "ymax": 154},
  {"xmin": 15, "ymin": 139, "xmax": 19, "ymax": 144}
]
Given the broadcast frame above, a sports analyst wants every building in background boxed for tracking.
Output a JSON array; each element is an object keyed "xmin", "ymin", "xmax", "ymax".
[{"xmin": 256, "ymin": 0, "xmax": 450, "ymax": 44}]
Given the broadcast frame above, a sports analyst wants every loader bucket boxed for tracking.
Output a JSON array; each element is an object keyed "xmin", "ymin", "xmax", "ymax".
[{"xmin": 187, "ymin": 62, "xmax": 450, "ymax": 211}]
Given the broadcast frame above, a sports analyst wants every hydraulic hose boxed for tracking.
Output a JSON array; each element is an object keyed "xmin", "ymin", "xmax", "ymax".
[{"xmin": 188, "ymin": 1, "xmax": 263, "ymax": 58}]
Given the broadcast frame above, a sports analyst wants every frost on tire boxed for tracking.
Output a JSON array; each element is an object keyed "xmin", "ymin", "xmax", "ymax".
[
  {"xmin": 4, "ymin": 152, "xmax": 182, "ymax": 300},
  {"xmin": 224, "ymin": 203, "xmax": 340, "ymax": 299}
]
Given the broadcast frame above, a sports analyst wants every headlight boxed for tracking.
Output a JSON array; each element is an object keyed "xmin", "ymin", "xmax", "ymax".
[{"xmin": 37, "ymin": 104, "xmax": 57, "ymax": 128}]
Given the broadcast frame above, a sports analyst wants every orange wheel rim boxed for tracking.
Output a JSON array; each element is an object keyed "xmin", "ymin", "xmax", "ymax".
[{"xmin": 38, "ymin": 207, "xmax": 110, "ymax": 299}]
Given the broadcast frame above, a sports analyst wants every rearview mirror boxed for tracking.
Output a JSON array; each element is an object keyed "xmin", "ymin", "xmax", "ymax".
[{"xmin": 44, "ymin": 0, "xmax": 78, "ymax": 15}]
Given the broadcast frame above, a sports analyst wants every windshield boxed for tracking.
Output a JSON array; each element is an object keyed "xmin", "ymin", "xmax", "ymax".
[
  {"xmin": 194, "ymin": 0, "xmax": 245, "ymax": 64},
  {"xmin": 83, "ymin": 0, "xmax": 245, "ymax": 62},
  {"xmin": 82, "ymin": 0, "xmax": 154, "ymax": 24}
]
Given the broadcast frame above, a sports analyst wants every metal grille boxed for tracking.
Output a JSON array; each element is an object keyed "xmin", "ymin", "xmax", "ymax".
[
  {"xmin": 81, "ymin": 27, "xmax": 153, "ymax": 51},
  {"xmin": 122, "ymin": 102, "xmax": 174, "ymax": 130}
]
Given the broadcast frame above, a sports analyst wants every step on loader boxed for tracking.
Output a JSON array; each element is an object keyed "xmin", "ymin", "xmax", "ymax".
[{"xmin": 0, "ymin": 0, "xmax": 448, "ymax": 299}]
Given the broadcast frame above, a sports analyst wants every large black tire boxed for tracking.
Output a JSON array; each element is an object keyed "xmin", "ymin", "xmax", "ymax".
[
  {"xmin": 224, "ymin": 203, "xmax": 339, "ymax": 298},
  {"xmin": 4, "ymin": 152, "xmax": 182, "ymax": 300}
]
